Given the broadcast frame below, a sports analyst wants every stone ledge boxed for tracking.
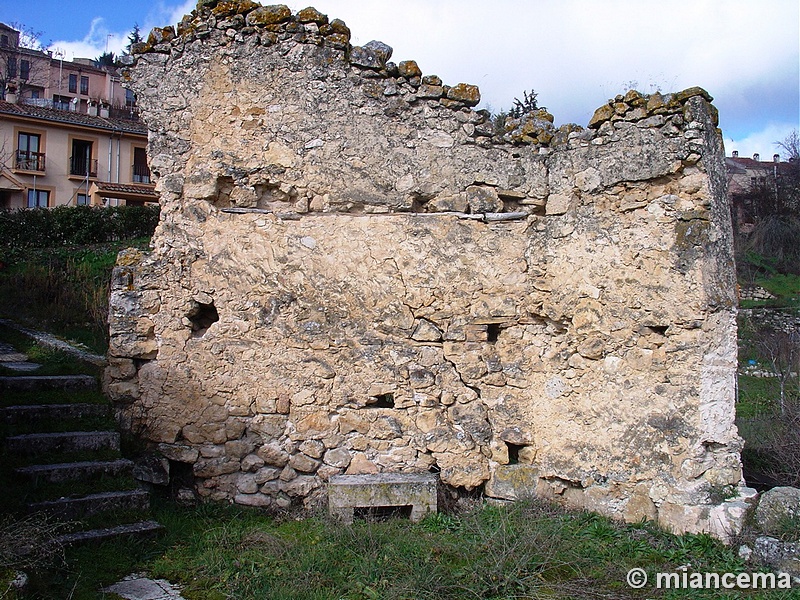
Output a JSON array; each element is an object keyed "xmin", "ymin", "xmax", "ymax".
[{"xmin": 328, "ymin": 472, "xmax": 437, "ymax": 523}]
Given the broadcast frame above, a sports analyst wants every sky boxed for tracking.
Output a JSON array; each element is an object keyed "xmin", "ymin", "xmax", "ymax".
[{"xmin": 3, "ymin": 0, "xmax": 798, "ymax": 159}]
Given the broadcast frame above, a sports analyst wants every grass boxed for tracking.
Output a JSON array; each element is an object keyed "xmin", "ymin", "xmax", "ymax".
[
  {"xmin": 14, "ymin": 499, "xmax": 799, "ymax": 600},
  {"xmin": 0, "ymin": 238, "xmax": 151, "ymax": 354},
  {"xmin": 737, "ymin": 375, "xmax": 782, "ymax": 419},
  {"xmin": 0, "ymin": 322, "xmax": 103, "ymax": 379},
  {"xmin": 0, "ymin": 389, "xmax": 107, "ymax": 409}
]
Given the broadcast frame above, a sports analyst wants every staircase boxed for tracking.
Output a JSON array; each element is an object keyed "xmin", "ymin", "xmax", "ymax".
[{"xmin": 1, "ymin": 367, "xmax": 161, "ymax": 546}]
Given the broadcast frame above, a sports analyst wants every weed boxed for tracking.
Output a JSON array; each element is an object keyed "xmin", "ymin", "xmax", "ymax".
[
  {"xmin": 0, "ymin": 514, "xmax": 67, "ymax": 572},
  {"xmin": 772, "ymin": 514, "xmax": 800, "ymax": 542},
  {"xmin": 0, "ymin": 238, "xmax": 151, "ymax": 353}
]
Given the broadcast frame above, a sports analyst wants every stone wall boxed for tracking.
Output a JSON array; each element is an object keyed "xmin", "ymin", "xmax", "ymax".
[{"xmin": 106, "ymin": 0, "xmax": 753, "ymax": 538}]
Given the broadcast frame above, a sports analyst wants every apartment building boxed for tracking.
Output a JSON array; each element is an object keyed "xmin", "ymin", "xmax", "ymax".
[
  {"xmin": 0, "ymin": 23, "xmax": 156, "ymax": 208},
  {"xmin": 726, "ymin": 150, "xmax": 797, "ymax": 230}
]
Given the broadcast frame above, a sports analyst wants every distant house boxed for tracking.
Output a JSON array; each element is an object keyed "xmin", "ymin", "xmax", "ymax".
[
  {"xmin": 726, "ymin": 150, "xmax": 796, "ymax": 230},
  {"xmin": 0, "ymin": 23, "xmax": 156, "ymax": 209}
]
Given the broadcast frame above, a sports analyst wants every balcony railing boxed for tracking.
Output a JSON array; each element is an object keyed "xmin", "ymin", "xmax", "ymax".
[
  {"xmin": 23, "ymin": 97, "xmax": 78, "ymax": 112},
  {"xmin": 70, "ymin": 156, "xmax": 98, "ymax": 178},
  {"xmin": 15, "ymin": 150, "xmax": 46, "ymax": 172},
  {"xmin": 132, "ymin": 164, "xmax": 151, "ymax": 184}
]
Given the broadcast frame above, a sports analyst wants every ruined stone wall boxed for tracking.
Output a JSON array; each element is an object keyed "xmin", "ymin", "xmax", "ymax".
[{"xmin": 106, "ymin": 1, "xmax": 752, "ymax": 538}]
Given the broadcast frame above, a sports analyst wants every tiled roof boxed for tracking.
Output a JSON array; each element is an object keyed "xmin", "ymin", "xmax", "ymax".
[
  {"xmin": 0, "ymin": 101, "xmax": 147, "ymax": 135},
  {"xmin": 726, "ymin": 156, "xmax": 795, "ymax": 175},
  {"xmin": 93, "ymin": 181, "xmax": 158, "ymax": 197}
]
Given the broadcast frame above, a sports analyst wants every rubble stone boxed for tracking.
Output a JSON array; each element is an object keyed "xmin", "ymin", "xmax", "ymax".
[{"xmin": 108, "ymin": 2, "xmax": 745, "ymax": 538}]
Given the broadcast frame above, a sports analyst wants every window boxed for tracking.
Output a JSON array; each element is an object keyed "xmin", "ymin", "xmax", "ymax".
[
  {"xmin": 27, "ymin": 189, "xmax": 49, "ymax": 208},
  {"xmin": 132, "ymin": 147, "xmax": 150, "ymax": 183},
  {"xmin": 20, "ymin": 59, "xmax": 29, "ymax": 80},
  {"xmin": 16, "ymin": 132, "xmax": 44, "ymax": 171},
  {"xmin": 125, "ymin": 88, "xmax": 136, "ymax": 108},
  {"xmin": 76, "ymin": 193, "xmax": 89, "ymax": 206},
  {"xmin": 7, "ymin": 56, "xmax": 16, "ymax": 78},
  {"xmin": 53, "ymin": 95, "xmax": 71, "ymax": 110},
  {"xmin": 80, "ymin": 75, "xmax": 88, "ymax": 95},
  {"xmin": 1, "ymin": 35, "xmax": 8, "ymax": 48},
  {"xmin": 68, "ymin": 73, "xmax": 77, "ymax": 93},
  {"xmin": 31, "ymin": 90, "xmax": 39, "ymax": 99},
  {"xmin": 70, "ymin": 139, "xmax": 96, "ymax": 177}
]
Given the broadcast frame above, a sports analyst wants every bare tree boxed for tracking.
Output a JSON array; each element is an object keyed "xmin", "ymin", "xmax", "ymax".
[
  {"xmin": 0, "ymin": 22, "xmax": 51, "ymax": 102},
  {"xmin": 756, "ymin": 328, "xmax": 800, "ymax": 415},
  {"xmin": 776, "ymin": 129, "xmax": 800, "ymax": 211}
]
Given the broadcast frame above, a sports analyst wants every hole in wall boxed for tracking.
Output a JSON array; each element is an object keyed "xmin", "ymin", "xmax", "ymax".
[
  {"xmin": 486, "ymin": 323, "xmax": 502, "ymax": 343},
  {"xmin": 212, "ymin": 175, "xmax": 234, "ymax": 208},
  {"xmin": 506, "ymin": 442, "xmax": 524, "ymax": 465},
  {"xmin": 354, "ymin": 505, "xmax": 413, "ymax": 522},
  {"xmin": 368, "ymin": 393, "xmax": 395, "ymax": 408},
  {"xmin": 409, "ymin": 192, "xmax": 433, "ymax": 213},
  {"xmin": 648, "ymin": 325, "xmax": 669, "ymax": 336},
  {"xmin": 187, "ymin": 301, "xmax": 219, "ymax": 337},
  {"xmin": 133, "ymin": 358, "xmax": 152, "ymax": 371},
  {"xmin": 167, "ymin": 459, "xmax": 196, "ymax": 501}
]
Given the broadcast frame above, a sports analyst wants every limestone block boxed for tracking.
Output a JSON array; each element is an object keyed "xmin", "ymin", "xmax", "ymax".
[
  {"xmin": 756, "ymin": 487, "xmax": 800, "ymax": 535},
  {"xmin": 485, "ymin": 465, "xmax": 540, "ymax": 501},
  {"xmin": 328, "ymin": 473, "xmax": 437, "ymax": 523},
  {"xmin": 323, "ymin": 447, "xmax": 352, "ymax": 469},
  {"xmin": 256, "ymin": 443, "xmax": 290, "ymax": 467},
  {"xmin": 158, "ymin": 443, "xmax": 199, "ymax": 463},
  {"xmin": 234, "ymin": 493, "xmax": 272, "ymax": 507},
  {"xmin": 446, "ymin": 83, "xmax": 480, "ymax": 107}
]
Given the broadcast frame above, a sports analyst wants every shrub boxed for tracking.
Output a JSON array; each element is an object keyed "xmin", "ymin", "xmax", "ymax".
[
  {"xmin": 741, "ymin": 215, "xmax": 800, "ymax": 273},
  {"xmin": 0, "ymin": 205, "xmax": 160, "ymax": 253}
]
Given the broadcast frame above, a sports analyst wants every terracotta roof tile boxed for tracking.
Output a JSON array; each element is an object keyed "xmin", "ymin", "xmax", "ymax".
[
  {"xmin": 0, "ymin": 102, "xmax": 147, "ymax": 135},
  {"xmin": 94, "ymin": 181, "xmax": 158, "ymax": 197}
]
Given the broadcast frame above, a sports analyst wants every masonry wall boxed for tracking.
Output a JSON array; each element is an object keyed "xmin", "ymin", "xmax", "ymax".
[{"xmin": 105, "ymin": 1, "xmax": 751, "ymax": 538}]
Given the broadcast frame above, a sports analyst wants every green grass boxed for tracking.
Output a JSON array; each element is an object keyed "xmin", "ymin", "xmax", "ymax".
[
  {"xmin": 0, "ymin": 322, "xmax": 103, "ymax": 378},
  {"xmin": 0, "ymin": 238, "xmax": 151, "ymax": 354},
  {"xmin": 0, "ymin": 389, "xmax": 106, "ymax": 409},
  {"xmin": 14, "ymin": 499, "xmax": 796, "ymax": 600},
  {"xmin": 757, "ymin": 273, "xmax": 800, "ymax": 306},
  {"xmin": 737, "ymin": 375, "xmax": 782, "ymax": 419}
]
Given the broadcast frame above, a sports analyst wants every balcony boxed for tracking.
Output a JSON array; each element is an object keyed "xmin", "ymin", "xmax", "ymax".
[
  {"xmin": 15, "ymin": 150, "xmax": 46, "ymax": 172},
  {"xmin": 70, "ymin": 156, "xmax": 98, "ymax": 178},
  {"xmin": 132, "ymin": 164, "xmax": 151, "ymax": 184}
]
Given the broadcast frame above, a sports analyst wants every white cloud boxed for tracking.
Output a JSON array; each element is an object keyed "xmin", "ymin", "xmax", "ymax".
[
  {"xmin": 50, "ymin": 17, "xmax": 128, "ymax": 61},
  {"xmin": 49, "ymin": 1, "xmax": 196, "ymax": 62},
  {"xmin": 727, "ymin": 123, "xmax": 798, "ymax": 161},
  {"xmin": 45, "ymin": 0, "xmax": 797, "ymax": 140},
  {"xmin": 281, "ymin": 0, "xmax": 798, "ymax": 131}
]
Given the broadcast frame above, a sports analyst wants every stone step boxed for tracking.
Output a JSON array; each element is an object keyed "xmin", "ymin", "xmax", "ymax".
[
  {"xmin": 6, "ymin": 431, "xmax": 120, "ymax": 455},
  {"xmin": 1, "ymin": 403, "xmax": 110, "ymax": 425},
  {"xmin": 0, "ymin": 374, "xmax": 97, "ymax": 392},
  {"xmin": 28, "ymin": 489, "xmax": 150, "ymax": 519},
  {"xmin": 56, "ymin": 520, "xmax": 163, "ymax": 546},
  {"xmin": 15, "ymin": 459, "xmax": 133, "ymax": 483}
]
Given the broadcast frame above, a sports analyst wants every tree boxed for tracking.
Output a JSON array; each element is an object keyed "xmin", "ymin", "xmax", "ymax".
[
  {"xmin": 508, "ymin": 89, "xmax": 539, "ymax": 119},
  {"xmin": 776, "ymin": 129, "xmax": 800, "ymax": 211},
  {"xmin": 95, "ymin": 51, "xmax": 116, "ymax": 67},
  {"xmin": 756, "ymin": 329, "xmax": 800, "ymax": 416},
  {"xmin": 0, "ymin": 22, "xmax": 51, "ymax": 102},
  {"xmin": 124, "ymin": 24, "xmax": 143, "ymax": 55}
]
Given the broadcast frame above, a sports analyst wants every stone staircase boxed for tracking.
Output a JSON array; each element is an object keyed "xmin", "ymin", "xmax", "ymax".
[{"xmin": 1, "ymin": 370, "xmax": 161, "ymax": 546}]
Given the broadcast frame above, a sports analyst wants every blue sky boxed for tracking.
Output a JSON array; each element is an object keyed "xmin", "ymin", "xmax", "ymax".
[{"xmin": 4, "ymin": 0, "xmax": 798, "ymax": 159}]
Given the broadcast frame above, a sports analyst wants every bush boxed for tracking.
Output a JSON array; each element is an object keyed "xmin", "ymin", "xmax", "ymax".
[
  {"xmin": 0, "ymin": 206, "xmax": 158, "ymax": 352},
  {"xmin": 741, "ymin": 215, "xmax": 800, "ymax": 273},
  {"xmin": 0, "ymin": 205, "xmax": 160, "ymax": 253}
]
